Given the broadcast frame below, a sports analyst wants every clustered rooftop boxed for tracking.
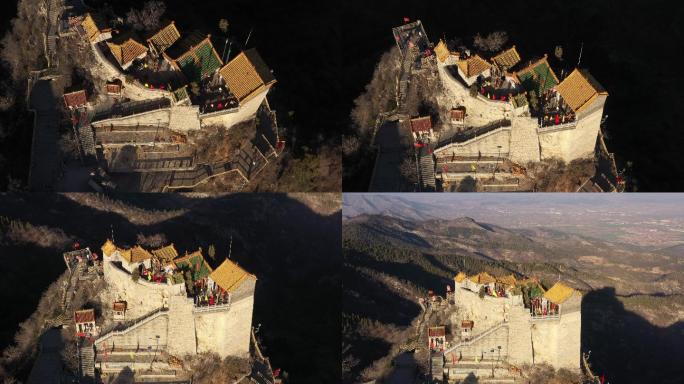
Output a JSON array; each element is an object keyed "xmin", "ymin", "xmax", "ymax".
[
  {"xmin": 454, "ymin": 271, "xmax": 578, "ymax": 317},
  {"xmin": 101, "ymin": 239, "xmax": 256, "ymax": 297},
  {"xmin": 78, "ymin": 12, "xmax": 276, "ymax": 109}
]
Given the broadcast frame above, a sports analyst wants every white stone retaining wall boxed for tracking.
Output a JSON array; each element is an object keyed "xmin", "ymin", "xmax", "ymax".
[
  {"xmin": 199, "ymin": 90, "xmax": 268, "ymax": 128},
  {"xmin": 435, "ymin": 128, "xmax": 511, "ymax": 159},
  {"xmin": 96, "ymin": 313, "xmax": 169, "ymax": 351},
  {"xmin": 451, "ymin": 285, "xmax": 581, "ymax": 371},
  {"xmin": 102, "ymin": 258, "xmax": 184, "ymax": 319}
]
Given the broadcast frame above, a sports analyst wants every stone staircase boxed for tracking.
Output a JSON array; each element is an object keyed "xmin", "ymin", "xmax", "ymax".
[
  {"xmin": 79, "ymin": 340, "xmax": 95, "ymax": 381},
  {"xmin": 444, "ymin": 322, "xmax": 508, "ymax": 358},
  {"xmin": 431, "ymin": 354, "xmax": 445, "ymax": 382},
  {"xmin": 96, "ymin": 307, "xmax": 169, "ymax": 346},
  {"xmin": 419, "ymin": 148, "xmax": 436, "ymax": 191},
  {"xmin": 78, "ymin": 124, "xmax": 96, "ymax": 157}
]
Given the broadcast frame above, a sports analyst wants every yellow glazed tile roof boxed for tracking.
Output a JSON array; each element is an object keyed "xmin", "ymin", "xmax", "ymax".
[
  {"xmin": 491, "ymin": 46, "xmax": 521, "ymax": 68},
  {"xmin": 457, "ymin": 54, "xmax": 491, "ymax": 78},
  {"xmin": 210, "ymin": 259, "xmax": 256, "ymax": 292},
  {"xmin": 496, "ymin": 274, "xmax": 518, "ymax": 286},
  {"xmin": 455, "ymin": 272, "xmax": 467, "ymax": 283},
  {"xmin": 435, "ymin": 40, "xmax": 450, "ymax": 63},
  {"xmin": 152, "ymin": 244, "xmax": 178, "ymax": 263},
  {"xmin": 219, "ymin": 49, "xmax": 276, "ymax": 104},
  {"xmin": 107, "ymin": 36, "xmax": 148, "ymax": 67},
  {"xmin": 82, "ymin": 13, "xmax": 110, "ymax": 42},
  {"xmin": 469, "ymin": 272, "xmax": 496, "ymax": 284},
  {"xmin": 131, "ymin": 245, "xmax": 153, "ymax": 263},
  {"xmin": 101, "ymin": 239, "xmax": 117, "ymax": 256},
  {"xmin": 543, "ymin": 282, "xmax": 576, "ymax": 304},
  {"xmin": 147, "ymin": 21, "xmax": 181, "ymax": 53},
  {"xmin": 556, "ymin": 68, "xmax": 608, "ymax": 113}
]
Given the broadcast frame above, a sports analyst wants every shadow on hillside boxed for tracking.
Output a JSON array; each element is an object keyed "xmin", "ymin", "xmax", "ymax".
[
  {"xmin": 582, "ymin": 287, "xmax": 684, "ymax": 384},
  {"xmin": 0, "ymin": 193, "xmax": 341, "ymax": 383},
  {"xmin": 343, "ymin": 264, "xmax": 420, "ymax": 326},
  {"xmin": 346, "ymin": 250, "xmax": 449, "ymax": 294}
]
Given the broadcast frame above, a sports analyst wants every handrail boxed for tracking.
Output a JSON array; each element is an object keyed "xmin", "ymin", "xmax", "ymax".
[
  {"xmin": 96, "ymin": 307, "xmax": 169, "ymax": 343},
  {"xmin": 437, "ymin": 120, "xmax": 511, "ymax": 148},
  {"xmin": 443, "ymin": 321, "xmax": 507, "ymax": 355}
]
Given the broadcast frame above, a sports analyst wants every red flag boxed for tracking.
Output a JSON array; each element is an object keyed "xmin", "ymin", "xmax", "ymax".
[
  {"xmin": 600, "ymin": 375, "xmax": 605, "ymax": 384},
  {"xmin": 273, "ymin": 368, "xmax": 281, "ymax": 377},
  {"xmin": 73, "ymin": 242, "xmax": 80, "ymax": 249},
  {"xmin": 403, "ymin": 17, "xmax": 410, "ymax": 23}
]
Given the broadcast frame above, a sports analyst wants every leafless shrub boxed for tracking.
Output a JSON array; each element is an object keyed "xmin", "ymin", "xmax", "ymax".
[
  {"xmin": 60, "ymin": 328, "xmax": 78, "ymax": 373},
  {"xmin": 184, "ymin": 352, "xmax": 252, "ymax": 383},
  {"xmin": 473, "ymin": 31, "xmax": 509, "ymax": 53},
  {"xmin": 58, "ymin": 131, "xmax": 80, "ymax": 161},
  {"xmin": 125, "ymin": 1, "xmax": 167, "ymax": 32},
  {"xmin": 4, "ymin": 219, "xmax": 73, "ymax": 249},
  {"xmin": 0, "ymin": 0, "xmax": 48, "ymax": 82},
  {"xmin": 525, "ymin": 363, "xmax": 582, "ymax": 384},
  {"xmin": 350, "ymin": 47, "xmax": 402, "ymax": 138},
  {"xmin": 342, "ymin": 134, "xmax": 361, "ymax": 158},
  {"xmin": 191, "ymin": 122, "xmax": 253, "ymax": 164},
  {"xmin": 529, "ymin": 158, "xmax": 596, "ymax": 192},
  {"xmin": 399, "ymin": 152, "xmax": 417, "ymax": 184},
  {"xmin": 0, "ymin": 273, "xmax": 68, "ymax": 375},
  {"xmin": 136, "ymin": 233, "xmax": 168, "ymax": 248},
  {"xmin": 61, "ymin": 193, "xmax": 187, "ymax": 225}
]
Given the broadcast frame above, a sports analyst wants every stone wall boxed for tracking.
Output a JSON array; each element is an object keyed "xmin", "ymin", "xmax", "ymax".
[
  {"xmin": 450, "ymin": 285, "xmax": 581, "ymax": 371},
  {"xmin": 92, "ymin": 109, "xmax": 172, "ymax": 130},
  {"xmin": 167, "ymin": 295, "xmax": 197, "ymax": 357},
  {"xmin": 102, "ymin": 259, "xmax": 184, "ymax": 319},
  {"xmin": 539, "ymin": 96, "xmax": 605, "ymax": 162},
  {"xmin": 169, "ymin": 105, "xmax": 201, "ymax": 131},
  {"xmin": 199, "ymin": 90, "xmax": 268, "ymax": 128},
  {"xmin": 435, "ymin": 128, "xmax": 511, "ymax": 159},
  {"xmin": 89, "ymin": 43, "xmax": 173, "ymax": 102},
  {"xmin": 195, "ymin": 294, "xmax": 254, "ymax": 357},
  {"xmin": 509, "ymin": 116, "xmax": 541, "ymax": 164},
  {"xmin": 96, "ymin": 313, "xmax": 169, "ymax": 351},
  {"xmin": 506, "ymin": 305, "xmax": 534, "ymax": 367},
  {"xmin": 195, "ymin": 278, "xmax": 255, "ymax": 358}
]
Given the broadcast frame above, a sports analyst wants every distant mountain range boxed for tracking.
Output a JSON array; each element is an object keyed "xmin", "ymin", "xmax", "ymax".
[
  {"xmin": 344, "ymin": 214, "xmax": 684, "ymax": 317},
  {"xmin": 343, "ymin": 194, "xmax": 684, "ymax": 248}
]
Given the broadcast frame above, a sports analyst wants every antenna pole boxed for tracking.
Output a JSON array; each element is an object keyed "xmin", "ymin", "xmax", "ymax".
[
  {"xmin": 244, "ymin": 28, "xmax": 253, "ymax": 48},
  {"xmin": 228, "ymin": 235, "xmax": 233, "ymax": 259},
  {"xmin": 577, "ymin": 42, "xmax": 584, "ymax": 68},
  {"xmin": 222, "ymin": 37, "xmax": 229, "ymax": 62}
]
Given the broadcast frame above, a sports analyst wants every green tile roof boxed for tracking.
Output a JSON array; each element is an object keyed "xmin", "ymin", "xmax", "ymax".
[{"xmin": 196, "ymin": 42, "xmax": 222, "ymax": 76}]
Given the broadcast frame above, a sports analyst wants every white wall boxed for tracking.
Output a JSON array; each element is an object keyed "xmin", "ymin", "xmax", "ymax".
[
  {"xmin": 199, "ymin": 89, "xmax": 267, "ymax": 128},
  {"xmin": 102, "ymin": 259, "xmax": 184, "ymax": 319}
]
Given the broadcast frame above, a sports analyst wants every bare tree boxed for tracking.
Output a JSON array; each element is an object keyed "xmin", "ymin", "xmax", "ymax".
[
  {"xmin": 473, "ymin": 31, "xmax": 509, "ymax": 53},
  {"xmin": 58, "ymin": 131, "xmax": 80, "ymax": 161},
  {"xmin": 342, "ymin": 134, "xmax": 361, "ymax": 158},
  {"xmin": 126, "ymin": 1, "xmax": 167, "ymax": 32},
  {"xmin": 136, "ymin": 233, "xmax": 168, "ymax": 248},
  {"xmin": 219, "ymin": 19, "xmax": 230, "ymax": 34},
  {"xmin": 399, "ymin": 151, "xmax": 417, "ymax": 184}
]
